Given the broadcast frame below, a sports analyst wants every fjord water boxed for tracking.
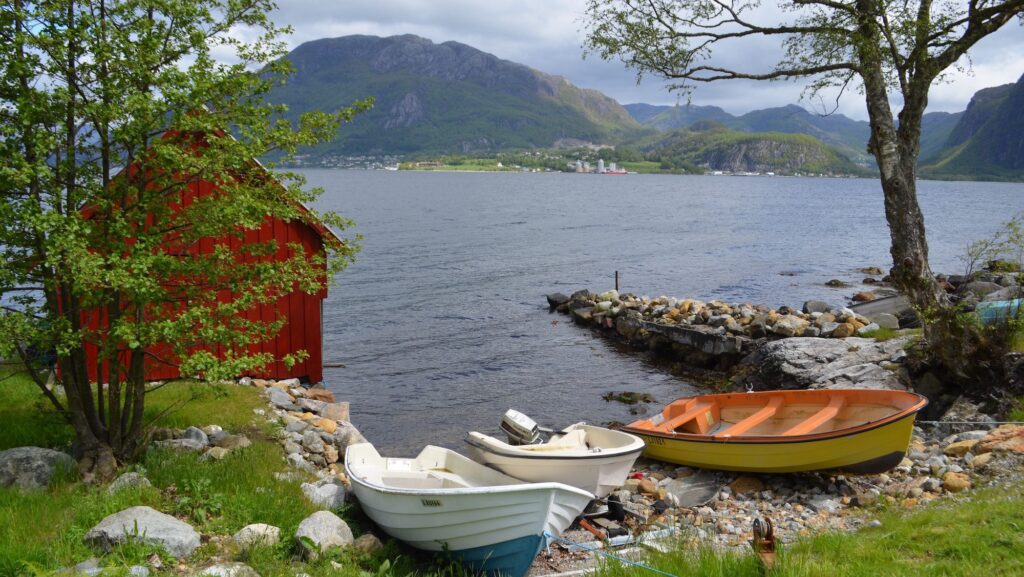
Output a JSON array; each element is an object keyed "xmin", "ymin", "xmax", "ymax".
[{"xmin": 305, "ymin": 170, "xmax": 1024, "ymax": 454}]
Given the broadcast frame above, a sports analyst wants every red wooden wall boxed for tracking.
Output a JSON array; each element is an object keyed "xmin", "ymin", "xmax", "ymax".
[{"xmin": 83, "ymin": 177, "xmax": 329, "ymax": 385}]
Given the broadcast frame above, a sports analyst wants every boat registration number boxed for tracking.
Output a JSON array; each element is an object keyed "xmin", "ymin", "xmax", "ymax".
[
  {"xmin": 644, "ymin": 436, "xmax": 665, "ymax": 446},
  {"xmin": 421, "ymin": 499, "xmax": 442, "ymax": 507}
]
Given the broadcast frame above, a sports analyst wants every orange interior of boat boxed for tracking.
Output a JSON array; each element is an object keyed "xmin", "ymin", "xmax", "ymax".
[{"xmin": 640, "ymin": 390, "xmax": 924, "ymax": 439}]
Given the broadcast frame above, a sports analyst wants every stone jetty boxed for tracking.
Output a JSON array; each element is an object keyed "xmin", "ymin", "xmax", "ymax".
[{"xmin": 548, "ymin": 289, "xmax": 904, "ymax": 372}]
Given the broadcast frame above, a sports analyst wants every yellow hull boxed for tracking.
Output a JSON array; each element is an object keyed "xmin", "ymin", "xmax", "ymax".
[{"xmin": 633, "ymin": 413, "xmax": 916, "ymax": 474}]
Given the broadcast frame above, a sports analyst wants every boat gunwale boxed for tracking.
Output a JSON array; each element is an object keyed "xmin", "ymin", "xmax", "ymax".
[
  {"xmin": 464, "ymin": 426, "xmax": 646, "ymax": 462},
  {"xmin": 622, "ymin": 390, "xmax": 928, "ymax": 445},
  {"xmin": 344, "ymin": 448, "xmax": 595, "ymax": 500}
]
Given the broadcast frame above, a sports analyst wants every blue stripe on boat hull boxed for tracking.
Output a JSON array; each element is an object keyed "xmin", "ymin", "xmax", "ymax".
[{"xmin": 443, "ymin": 534, "xmax": 544, "ymax": 577}]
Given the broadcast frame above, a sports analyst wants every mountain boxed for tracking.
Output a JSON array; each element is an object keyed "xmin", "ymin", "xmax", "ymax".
[
  {"xmin": 643, "ymin": 123, "xmax": 866, "ymax": 175},
  {"xmin": 922, "ymin": 76, "xmax": 1024, "ymax": 180},
  {"xmin": 268, "ymin": 35, "xmax": 647, "ymax": 157},
  {"xmin": 626, "ymin": 103, "xmax": 872, "ymax": 165}
]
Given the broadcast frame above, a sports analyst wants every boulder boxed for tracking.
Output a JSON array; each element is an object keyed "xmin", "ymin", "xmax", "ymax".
[
  {"xmin": 941, "ymin": 472, "xmax": 971, "ymax": 493},
  {"xmin": 333, "ymin": 422, "xmax": 367, "ymax": 453},
  {"xmin": 301, "ymin": 480, "xmax": 347, "ymax": 509},
  {"xmin": 295, "ymin": 511, "xmax": 354, "ymax": 560},
  {"xmin": 961, "ymin": 281, "xmax": 1003, "ymax": 298},
  {"xmin": 84, "ymin": 506, "xmax": 200, "ymax": 558},
  {"xmin": 974, "ymin": 425, "xmax": 1024, "ymax": 455},
  {"xmin": 182, "ymin": 427, "xmax": 209, "ymax": 447},
  {"xmin": 0, "ymin": 447, "xmax": 77, "ymax": 489},
  {"xmin": 301, "ymin": 431, "xmax": 325, "ymax": 454},
  {"xmin": 297, "ymin": 398, "xmax": 327, "ymax": 415},
  {"xmin": 856, "ymin": 322, "xmax": 881, "ymax": 336},
  {"xmin": 107, "ymin": 472, "xmax": 152, "ymax": 495},
  {"xmin": 943, "ymin": 440, "xmax": 980, "ymax": 457},
  {"xmin": 321, "ymin": 402, "xmax": 350, "ymax": 422},
  {"xmin": 852, "ymin": 292, "xmax": 876, "ymax": 302},
  {"xmin": 202, "ymin": 447, "xmax": 231, "ymax": 461},
  {"xmin": 546, "ymin": 293, "xmax": 570, "ymax": 308},
  {"xmin": 315, "ymin": 418, "xmax": 338, "ymax": 434},
  {"xmin": 771, "ymin": 315, "xmax": 809, "ymax": 337},
  {"xmin": 153, "ymin": 439, "xmax": 206, "ymax": 452},
  {"xmin": 194, "ymin": 563, "xmax": 261, "ymax": 577},
  {"xmin": 870, "ymin": 313, "xmax": 900, "ymax": 329},
  {"xmin": 266, "ymin": 388, "xmax": 296, "ymax": 410},
  {"xmin": 353, "ymin": 533, "xmax": 384, "ymax": 553},
  {"xmin": 802, "ymin": 300, "xmax": 830, "ymax": 314},
  {"xmin": 213, "ymin": 434, "xmax": 251, "ymax": 450},
  {"xmin": 742, "ymin": 336, "xmax": 910, "ymax": 390},
  {"xmin": 232, "ymin": 524, "xmax": 280, "ymax": 549},
  {"xmin": 303, "ymin": 388, "xmax": 337, "ymax": 403},
  {"xmin": 831, "ymin": 323, "xmax": 856, "ymax": 338},
  {"xmin": 938, "ymin": 398, "xmax": 997, "ymax": 434}
]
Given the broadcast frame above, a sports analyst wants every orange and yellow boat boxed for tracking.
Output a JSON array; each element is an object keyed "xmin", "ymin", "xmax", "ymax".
[{"xmin": 622, "ymin": 389, "xmax": 927, "ymax": 474}]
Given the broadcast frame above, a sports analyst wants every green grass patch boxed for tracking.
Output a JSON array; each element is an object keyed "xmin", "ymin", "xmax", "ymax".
[
  {"xmin": 594, "ymin": 484, "xmax": 1024, "ymax": 577},
  {"xmin": 0, "ymin": 365, "xmax": 74, "ymax": 451},
  {"xmin": 858, "ymin": 327, "xmax": 922, "ymax": 343}
]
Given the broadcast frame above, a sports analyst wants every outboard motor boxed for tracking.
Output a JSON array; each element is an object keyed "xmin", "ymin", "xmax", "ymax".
[{"xmin": 500, "ymin": 409, "xmax": 542, "ymax": 445}]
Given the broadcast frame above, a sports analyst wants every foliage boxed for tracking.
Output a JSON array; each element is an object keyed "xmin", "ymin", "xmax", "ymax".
[
  {"xmin": 962, "ymin": 212, "xmax": 1024, "ymax": 278},
  {"xmin": 0, "ymin": 0, "xmax": 368, "ymax": 474}
]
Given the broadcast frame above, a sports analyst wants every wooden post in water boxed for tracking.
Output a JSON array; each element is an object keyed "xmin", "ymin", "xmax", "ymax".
[{"xmin": 615, "ymin": 271, "xmax": 619, "ymax": 292}]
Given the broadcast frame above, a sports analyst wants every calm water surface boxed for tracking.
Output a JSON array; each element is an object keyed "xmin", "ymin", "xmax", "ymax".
[{"xmin": 303, "ymin": 170, "xmax": 1024, "ymax": 454}]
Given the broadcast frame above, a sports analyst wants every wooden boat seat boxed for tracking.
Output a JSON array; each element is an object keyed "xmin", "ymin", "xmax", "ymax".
[
  {"xmin": 782, "ymin": 395, "xmax": 847, "ymax": 436},
  {"xmin": 713, "ymin": 396, "xmax": 784, "ymax": 439},
  {"xmin": 657, "ymin": 401, "xmax": 717, "ymax": 434}
]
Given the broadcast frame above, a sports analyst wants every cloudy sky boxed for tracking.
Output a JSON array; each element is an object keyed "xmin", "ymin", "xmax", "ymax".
[{"xmin": 268, "ymin": 1, "xmax": 1024, "ymax": 120}]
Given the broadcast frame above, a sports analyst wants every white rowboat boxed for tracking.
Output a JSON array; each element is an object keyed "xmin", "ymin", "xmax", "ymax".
[
  {"xmin": 466, "ymin": 423, "xmax": 645, "ymax": 498},
  {"xmin": 345, "ymin": 443, "xmax": 594, "ymax": 577}
]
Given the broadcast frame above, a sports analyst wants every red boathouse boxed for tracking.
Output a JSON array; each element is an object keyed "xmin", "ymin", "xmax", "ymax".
[{"xmin": 81, "ymin": 171, "xmax": 338, "ymax": 386}]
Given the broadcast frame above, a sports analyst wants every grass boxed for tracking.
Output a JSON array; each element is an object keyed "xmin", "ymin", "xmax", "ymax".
[
  {"xmin": 4, "ymin": 365, "xmax": 1024, "ymax": 577},
  {"xmin": 0, "ymin": 365, "xmax": 404, "ymax": 577},
  {"xmin": 858, "ymin": 327, "xmax": 922, "ymax": 343},
  {"xmin": 595, "ymin": 484, "xmax": 1024, "ymax": 577}
]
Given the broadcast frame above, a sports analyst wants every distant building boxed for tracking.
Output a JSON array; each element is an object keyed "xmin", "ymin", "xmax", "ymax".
[{"xmin": 597, "ymin": 159, "xmax": 605, "ymax": 174}]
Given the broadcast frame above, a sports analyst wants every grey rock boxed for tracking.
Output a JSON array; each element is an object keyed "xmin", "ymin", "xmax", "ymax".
[
  {"xmin": 921, "ymin": 478, "xmax": 942, "ymax": 492},
  {"xmin": 287, "ymin": 453, "xmax": 315, "ymax": 472},
  {"xmin": 129, "ymin": 567, "xmax": 149, "ymax": 577},
  {"xmin": 194, "ymin": 563, "xmax": 261, "ymax": 577},
  {"xmin": 282, "ymin": 441, "xmax": 302, "ymax": 455},
  {"xmin": 962, "ymin": 281, "xmax": 1003, "ymax": 298},
  {"xmin": 771, "ymin": 315, "xmax": 810, "ymax": 337},
  {"xmin": 818, "ymin": 321, "xmax": 840, "ymax": 336},
  {"xmin": 546, "ymin": 293, "xmax": 570, "ymax": 308},
  {"xmin": 153, "ymin": 439, "xmax": 206, "ymax": 452},
  {"xmin": 302, "ymin": 431, "xmax": 325, "ymax": 453},
  {"xmin": 213, "ymin": 435, "xmax": 251, "ymax": 450},
  {"xmin": 744, "ymin": 336, "xmax": 910, "ymax": 390},
  {"xmin": 939, "ymin": 397, "xmax": 997, "ymax": 434},
  {"xmin": 182, "ymin": 426, "xmax": 209, "ymax": 446},
  {"xmin": 276, "ymin": 378, "xmax": 302, "ymax": 389},
  {"xmin": 662, "ymin": 470, "xmax": 721, "ymax": 507},
  {"xmin": 982, "ymin": 285, "xmax": 1022, "ymax": 302},
  {"xmin": 84, "ymin": 506, "xmax": 200, "ymax": 558},
  {"xmin": 285, "ymin": 420, "xmax": 308, "ymax": 434},
  {"xmin": 808, "ymin": 496, "xmax": 841, "ymax": 514},
  {"xmin": 802, "ymin": 300, "xmax": 830, "ymax": 314},
  {"xmin": 332, "ymin": 422, "xmax": 368, "ymax": 453},
  {"xmin": 856, "ymin": 322, "xmax": 881, "ymax": 336},
  {"xmin": 202, "ymin": 447, "xmax": 231, "ymax": 461},
  {"xmin": 0, "ymin": 447, "xmax": 77, "ymax": 489},
  {"xmin": 297, "ymin": 398, "xmax": 327, "ymax": 415},
  {"xmin": 295, "ymin": 511, "xmax": 354, "ymax": 560},
  {"xmin": 267, "ymin": 388, "xmax": 296, "ymax": 410},
  {"xmin": 353, "ymin": 533, "xmax": 384, "ymax": 553},
  {"xmin": 870, "ymin": 312, "xmax": 900, "ymax": 330},
  {"xmin": 107, "ymin": 472, "xmax": 152, "ymax": 495},
  {"xmin": 301, "ymin": 480, "xmax": 346, "ymax": 509},
  {"xmin": 232, "ymin": 523, "xmax": 281, "ymax": 549},
  {"xmin": 321, "ymin": 402, "xmax": 350, "ymax": 422}
]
